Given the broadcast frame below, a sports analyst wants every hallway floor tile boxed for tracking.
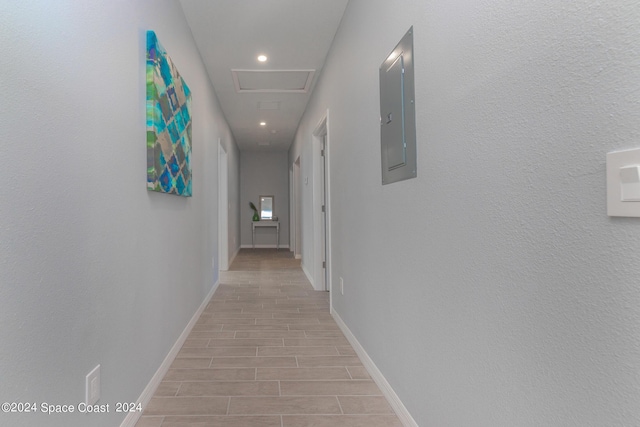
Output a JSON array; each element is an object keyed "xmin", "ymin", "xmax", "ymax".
[{"xmin": 135, "ymin": 249, "xmax": 402, "ymax": 427}]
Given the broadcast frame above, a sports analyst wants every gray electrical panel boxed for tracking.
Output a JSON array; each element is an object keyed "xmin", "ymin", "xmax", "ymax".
[{"xmin": 380, "ymin": 27, "xmax": 416, "ymax": 185}]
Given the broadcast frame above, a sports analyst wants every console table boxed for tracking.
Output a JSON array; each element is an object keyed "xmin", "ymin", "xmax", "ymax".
[{"xmin": 251, "ymin": 221, "xmax": 280, "ymax": 249}]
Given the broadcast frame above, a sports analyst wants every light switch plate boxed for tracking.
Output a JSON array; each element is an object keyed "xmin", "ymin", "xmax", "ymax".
[
  {"xmin": 607, "ymin": 148, "xmax": 640, "ymax": 217},
  {"xmin": 85, "ymin": 365, "xmax": 101, "ymax": 405},
  {"xmin": 619, "ymin": 165, "xmax": 640, "ymax": 201}
]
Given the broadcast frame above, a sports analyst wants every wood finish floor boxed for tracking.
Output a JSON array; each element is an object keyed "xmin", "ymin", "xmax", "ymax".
[{"xmin": 135, "ymin": 249, "xmax": 402, "ymax": 427}]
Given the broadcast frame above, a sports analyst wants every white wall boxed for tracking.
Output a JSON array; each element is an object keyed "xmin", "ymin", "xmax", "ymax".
[
  {"xmin": 240, "ymin": 151, "xmax": 290, "ymax": 248},
  {"xmin": 0, "ymin": 1, "xmax": 237, "ymax": 426},
  {"xmin": 291, "ymin": 0, "xmax": 640, "ymax": 425},
  {"xmin": 289, "ymin": 137, "xmax": 317, "ymax": 281},
  {"xmin": 227, "ymin": 142, "xmax": 242, "ymax": 261},
  {"xmin": 220, "ymin": 138, "xmax": 242, "ymax": 265}
]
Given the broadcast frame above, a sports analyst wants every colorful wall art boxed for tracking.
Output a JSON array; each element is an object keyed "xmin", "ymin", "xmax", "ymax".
[{"xmin": 146, "ymin": 30, "xmax": 192, "ymax": 196}]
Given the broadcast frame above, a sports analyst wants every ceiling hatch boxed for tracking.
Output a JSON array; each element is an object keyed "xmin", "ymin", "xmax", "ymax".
[{"xmin": 232, "ymin": 69, "xmax": 316, "ymax": 93}]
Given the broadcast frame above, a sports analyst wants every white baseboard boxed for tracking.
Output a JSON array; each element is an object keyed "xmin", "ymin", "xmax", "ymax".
[
  {"xmin": 331, "ymin": 309, "xmax": 418, "ymax": 427},
  {"xmin": 301, "ymin": 262, "xmax": 314, "ymax": 288},
  {"xmin": 295, "ymin": 254, "xmax": 301, "ymax": 259},
  {"xmin": 240, "ymin": 244, "xmax": 290, "ymax": 249},
  {"xmin": 119, "ymin": 279, "xmax": 219, "ymax": 427}
]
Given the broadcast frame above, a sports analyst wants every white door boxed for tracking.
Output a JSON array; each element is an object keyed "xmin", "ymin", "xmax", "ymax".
[
  {"xmin": 218, "ymin": 140, "xmax": 229, "ymax": 271},
  {"xmin": 293, "ymin": 157, "xmax": 302, "ymax": 259},
  {"xmin": 312, "ymin": 112, "xmax": 331, "ymax": 293},
  {"xmin": 321, "ymin": 135, "xmax": 328, "ymax": 291}
]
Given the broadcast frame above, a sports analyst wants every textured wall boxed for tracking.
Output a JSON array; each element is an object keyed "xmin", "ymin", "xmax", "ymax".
[
  {"xmin": 227, "ymin": 141, "xmax": 242, "ymax": 261},
  {"xmin": 289, "ymin": 132, "xmax": 320, "ymax": 286},
  {"xmin": 291, "ymin": 0, "xmax": 640, "ymax": 425},
  {"xmin": 240, "ymin": 151, "xmax": 290, "ymax": 247},
  {"xmin": 0, "ymin": 1, "xmax": 236, "ymax": 426}
]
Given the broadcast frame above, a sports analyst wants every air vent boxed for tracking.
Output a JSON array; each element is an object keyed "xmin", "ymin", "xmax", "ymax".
[{"xmin": 232, "ymin": 69, "xmax": 315, "ymax": 93}]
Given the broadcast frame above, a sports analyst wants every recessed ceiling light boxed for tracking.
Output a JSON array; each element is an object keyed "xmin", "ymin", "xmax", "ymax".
[
  {"xmin": 260, "ymin": 122, "xmax": 266, "ymax": 126},
  {"xmin": 257, "ymin": 55, "xmax": 268, "ymax": 62}
]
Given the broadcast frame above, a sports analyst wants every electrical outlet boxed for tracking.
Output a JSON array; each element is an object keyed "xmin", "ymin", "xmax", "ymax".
[
  {"xmin": 340, "ymin": 277, "xmax": 344, "ymax": 295},
  {"xmin": 85, "ymin": 365, "xmax": 100, "ymax": 405}
]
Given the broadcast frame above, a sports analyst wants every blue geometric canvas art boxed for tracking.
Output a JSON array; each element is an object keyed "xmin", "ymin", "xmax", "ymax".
[{"xmin": 146, "ymin": 30, "xmax": 192, "ymax": 196}]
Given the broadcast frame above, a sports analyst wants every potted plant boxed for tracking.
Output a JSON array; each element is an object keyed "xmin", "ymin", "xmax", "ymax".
[{"xmin": 249, "ymin": 202, "xmax": 260, "ymax": 221}]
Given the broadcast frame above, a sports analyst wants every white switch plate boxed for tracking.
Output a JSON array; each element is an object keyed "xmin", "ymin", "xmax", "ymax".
[
  {"xmin": 607, "ymin": 148, "xmax": 640, "ymax": 217},
  {"xmin": 620, "ymin": 165, "xmax": 640, "ymax": 201},
  {"xmin": 85, "ymin": 365, "xmax": 101, "ymax": 405}
]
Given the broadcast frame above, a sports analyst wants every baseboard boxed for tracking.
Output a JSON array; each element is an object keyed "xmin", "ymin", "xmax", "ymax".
[
  {"xmin": 331, "ymin": 309, "xmax": 418, "ymax": 427},
  {"xmin": 301, "ymin": 262, "xmax": 314, "ymax": 288},
  {"xmin": 119, "ymin": 279, "xmax": 219, "ymax": 427},
  {"xmin": 295, "ymin": 254, "xmax": 301, "ymax": 259},
  {"xmin": 240, "ymin": 244, "xmax": 290, "ymax": 249}
]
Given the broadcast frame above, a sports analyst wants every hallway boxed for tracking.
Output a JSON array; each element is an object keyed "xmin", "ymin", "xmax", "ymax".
[
  {"xmin": 4, "ymin": 2, "xmax": 640, "ymax": 426},
  {"xmin": 135, "ymin": 249, "xmax": 402, "ymax": 427}
]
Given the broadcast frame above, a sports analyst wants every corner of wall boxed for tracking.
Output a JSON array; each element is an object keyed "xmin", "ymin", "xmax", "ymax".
[{"xmin": 301, "ymin": 261, "xmax": 315, "ymax": 289}]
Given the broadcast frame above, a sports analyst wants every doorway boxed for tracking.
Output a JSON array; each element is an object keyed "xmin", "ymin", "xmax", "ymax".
[
  {"xmin": 312, "ymin": 112, "xmax": 331, "ymax": 292},
  {"xmin": 218, "ymin": 140, "xmax": 229, "ymax": 271},
  {"xmin": 293, "ymin": 156, "xmax": 302, "ymax": 259}
]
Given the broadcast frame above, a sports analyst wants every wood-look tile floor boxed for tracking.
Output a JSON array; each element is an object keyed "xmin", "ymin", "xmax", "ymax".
[{"xmin": 135, "ymin": 249, "xmax": 402, "ymax": 427}]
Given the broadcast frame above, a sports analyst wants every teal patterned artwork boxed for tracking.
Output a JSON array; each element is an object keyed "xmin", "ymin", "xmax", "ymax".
[{"xmin": 146, "ymin": 30, "xmax": 192, "ymax": 196}]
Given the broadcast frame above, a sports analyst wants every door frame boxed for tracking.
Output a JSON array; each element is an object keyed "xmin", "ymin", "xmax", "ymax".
[
  {"xmin": 218, "ymin": 139, "xmax": 229, "ymax": 271},
  {"xmin": 312, "ymin": 110, "xmax": 331, "ymax": 294},
  {"xmin": 291, "ymin": 156, "xmax": 302, "ymax": 259}
]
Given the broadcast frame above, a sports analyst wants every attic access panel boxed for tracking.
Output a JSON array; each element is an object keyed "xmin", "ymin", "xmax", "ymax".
[
  {"xmin": 380, "ymin": 27, "xmax": 417, "ymax": 185},
  {"xmin": 232, "ymin": 69, "xmax": 316, "ymax": 93}
]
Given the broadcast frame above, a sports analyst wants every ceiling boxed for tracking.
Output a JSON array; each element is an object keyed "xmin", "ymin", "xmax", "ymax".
[{"xmin": 179, "ymin": 0, "xmax": 350, "ymax": 151}]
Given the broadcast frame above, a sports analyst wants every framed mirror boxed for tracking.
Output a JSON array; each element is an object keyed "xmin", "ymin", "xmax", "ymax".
[{"xmin": 260, "ymin": 195, "xmax": 274, "ymax": 220}]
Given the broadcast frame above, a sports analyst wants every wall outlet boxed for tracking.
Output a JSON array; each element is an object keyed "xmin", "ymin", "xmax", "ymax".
[
  {"xmin": 85, "ymin": 365, "xmax": 100, "ymax": 405},
  {"xmin": 340, "ymin": 277, "xmax": 344, "ymax": 295}
]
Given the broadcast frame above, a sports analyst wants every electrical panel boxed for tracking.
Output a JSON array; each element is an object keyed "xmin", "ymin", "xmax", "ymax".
[{"xmin": 380, "ymin": 27, "xmax": 417, "ymax": 185}]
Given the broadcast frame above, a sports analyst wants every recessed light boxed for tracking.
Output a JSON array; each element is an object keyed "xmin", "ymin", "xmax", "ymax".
[
  {"xmin": 257, "ymin": 55, "xmax": 268, "ymax": 62},
  {"xmin": 260, "ymin": 122, "xmax": 267, "ymax": 126}
]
